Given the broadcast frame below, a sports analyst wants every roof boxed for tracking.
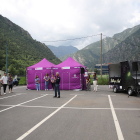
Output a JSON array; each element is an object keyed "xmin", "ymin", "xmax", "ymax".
[
  {"xmin": 27, "ymin": 58, "xmax": 55, "ymax": 68},
  {"xmin": 54, "ymin": 57, "xmax": 86, "ymax": 68}
]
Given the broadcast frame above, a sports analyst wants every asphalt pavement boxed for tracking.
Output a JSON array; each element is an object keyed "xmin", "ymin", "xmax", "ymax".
[{"xmin": 0, "ymin": 85, "xmax": 140, "ymax": 140}]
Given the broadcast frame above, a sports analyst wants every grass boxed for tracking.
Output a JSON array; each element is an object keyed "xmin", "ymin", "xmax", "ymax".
[
  {"xmin": 18, "ymin": 77, "xmax": 27, "ymax": 85},
  {"xmin": 90, "ymin": 75, "xmax": 109, "ymax": 85}
]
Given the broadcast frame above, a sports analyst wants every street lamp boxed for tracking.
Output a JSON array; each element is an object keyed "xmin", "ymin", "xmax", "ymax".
[
  {"xmin": 6, "ymin": 41, "xmax": 8, "ymax": 75},
  {"xmin": 101, "ymin": 33, "xmax": 102, "ymax": 78}
]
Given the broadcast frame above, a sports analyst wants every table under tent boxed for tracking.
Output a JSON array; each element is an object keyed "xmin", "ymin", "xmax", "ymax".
[
  {"xmin": 27, "ymin": 58, "xmax": 55, "ymax": 90},
  {"xmin": 52, "ymin": 57, "xmax": 87, "ymax": 90}
]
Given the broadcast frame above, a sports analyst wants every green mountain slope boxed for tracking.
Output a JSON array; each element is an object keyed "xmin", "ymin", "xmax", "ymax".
[
  {"xmin": 0, "ymin": 15, "xmax": 61, "ymax": 75},
  {"xmin": 48, "ymin": 45, "xmax": 78, "ymax": 58},
  {"xmin": 103, "ymin": 28, "xmax": 140, "ymax": 63},
  {"xmin": 60, "ymin": 25, "xmax": 140, "ymax": 70}
]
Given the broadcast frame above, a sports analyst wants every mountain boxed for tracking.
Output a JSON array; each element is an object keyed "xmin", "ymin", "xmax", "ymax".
[
  {"xmin": 103, "ymin": 28, "xmax": 140, "ymax": 63},
  {"xmin": 0, "ymin": 15, "xmax": 61, "ymax": 75},
  {"xmin": 60, "ymin": 24, "xmax": 140, "ymax": 70},
  {"xmin": 47, "ymin": 45, "xmax": 78, "ymax": 58}
]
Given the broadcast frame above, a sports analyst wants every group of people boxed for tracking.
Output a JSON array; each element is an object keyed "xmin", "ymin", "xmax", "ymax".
[
  {"xmin": 35, "ymin": 72, "xmax": 61, "ymax": 98},
  {"xmin": 0, "ymin": 73, "xmax": 13, "ymax": 96},
  {"xmin": 86, "ymin": 73, "xmax": 98, "ymax": 92},
  {"xmin": 0, "ymin": 71, "xmax": 97, "ymax": 97},
  {"xmin": 35, "ymin": 72, "xmax": 97, "ymax": 97}
]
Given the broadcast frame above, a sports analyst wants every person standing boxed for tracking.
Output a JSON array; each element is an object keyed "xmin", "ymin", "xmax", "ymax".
[
  {"xmin": 54, "ymin": 72, "xmax": 61, "ymax": 98},
  {"xmin": 35, "ymin": 75, "xmax": 40, "ymax": 91},
  {"xmin": 51, "ymin": 74, "xmax": 55, "ymax": 90},
  {"xmin": 86, "ymin": 74, "xmax": 91, "ymax": 91},
  {"xmin": 1, "ymin": 72, "xmax": 8, "ymax": 94},
  {"xmin": 8, "ymin": 73, "xmax": 13, "ymax": 93},
  {"xmin": 0, "ymin": 74, "xmax": 2, "ymax": 96},
  {"xmin": 93, "ymin": 73, "xmax": 98, "ymax": 92},
  {"xmin": 44, "ymin": 73, "xmax": 50, "ymax": 91}
]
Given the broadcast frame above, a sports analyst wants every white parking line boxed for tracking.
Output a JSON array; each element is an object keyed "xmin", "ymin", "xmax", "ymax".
[
  {"xmin": 70, "ymin": 94, "xmax": 84, "ymax": 95},
  {"xmin": 19, "ymin": 105, "xmax": 58, "ymax": 109},
  {"xmin": 1, "ymin": 104, "xmax": 140, "ymax": 111},
  {"xmin": 108, "ymin": 95, "xmax": 124, "ymax": 140},
  {"xmin": 64, "ymin": 107, "xmax": 111, "ymax": 110},
  {"xmin": 17, "ymin": 95, "xmax": 77, "ymax": 140},
  {"xmin": 115, "ymin": 108, "xmax": 140, "ymax": 110},
  {"xmin": 0, "ymin": 93, "xmax": 26, "ymax": 99},
  {"xmin": 0, "ymin": 94, "xmax": 48, "ymax": 113},
  {"xmin": 101, "ymin": 94, "xmax": 116, "ymax": 96},
  {"xmin": 41, "ymin": 94, "xmax": 53, "ymax": 95},
  {"xmin": 18, "ymin": 106, "xmax": 110, "ymax": 110}
]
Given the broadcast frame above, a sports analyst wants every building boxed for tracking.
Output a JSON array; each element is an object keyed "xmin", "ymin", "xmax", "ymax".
[{"xmin": 94, "ymin": 64, "xmax": 110, "ymax": 74}]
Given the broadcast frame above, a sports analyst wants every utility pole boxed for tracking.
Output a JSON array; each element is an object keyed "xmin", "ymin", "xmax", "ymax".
[
  {"xmin": 101, "ymin": 33, "xmax": 102, "ymax": 78},
  {"xmin": 6, "ymin": 41, "xmax": 8, "ymax": 75}
]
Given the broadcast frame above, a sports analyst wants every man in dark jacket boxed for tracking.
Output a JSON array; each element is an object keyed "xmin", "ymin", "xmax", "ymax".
[{"xmin": 54, "ymin": 72, "xmax": 61, "ymax": 98}]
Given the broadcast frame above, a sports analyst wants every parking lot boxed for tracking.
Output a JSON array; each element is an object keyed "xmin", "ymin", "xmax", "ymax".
[{"xmin": 0, "ymin": 85, "xmax": 140, "ymax": 140}]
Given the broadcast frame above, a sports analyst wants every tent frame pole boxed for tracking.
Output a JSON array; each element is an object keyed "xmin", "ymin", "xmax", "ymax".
[
  {"xmin": 69, "ymin": 73, "xmax": 70, "ymax": 90},
  {"xmin": 80, "ymin": 72, "xmax": 82, "ymax": 90},
  {"xmin": 62, "ymin": 73, "xmax": 63, "ymax": 90}
]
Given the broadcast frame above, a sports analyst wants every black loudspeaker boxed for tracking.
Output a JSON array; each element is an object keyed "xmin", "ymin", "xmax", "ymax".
[
  {"xmin": 132, "ymin": 62, "xmax": 138, "ymax": 71},
  {"xmin": 81, "ymin": 68, "xmax": 85, "ymax": 74}
]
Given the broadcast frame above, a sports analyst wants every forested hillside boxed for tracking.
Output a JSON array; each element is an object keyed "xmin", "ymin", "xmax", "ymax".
[
  {"xmin": 0, "ymin": 15, "xmax": 61, "ymax": 75},
  {"xmin": 60, "ymin": 25, "xmax": 140, "ymax": 70},
  {"xmin": 103, "ymin": 28, "xmax": 140, "ymax": 63}
]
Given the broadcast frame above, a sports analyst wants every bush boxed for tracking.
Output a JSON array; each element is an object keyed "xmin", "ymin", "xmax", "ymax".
[
  {"xmin": 19, "ymin": 77, "xmax": 27, "ymax": 85},
  {"xmin": 90, "ymin": 75, "xmax": 109, "ymax": 85}
]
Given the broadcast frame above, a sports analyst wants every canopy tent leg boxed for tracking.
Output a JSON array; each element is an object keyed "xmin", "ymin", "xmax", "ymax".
[
  {"xmin": 80, "ymin": 73, "xmax": 82, "ymax": 90},
  {"xmin": 69, "ymin": 73, "xmax": 70, "ymax": 90},
  {"xmin": 62, "ymin": 73, "xmax": 63, "ymax": 90}
]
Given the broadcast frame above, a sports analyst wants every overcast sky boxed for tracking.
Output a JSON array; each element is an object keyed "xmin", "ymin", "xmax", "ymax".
[{"xmin": 0, "ymin": 0, "xmax": 140, "ymax": 49}]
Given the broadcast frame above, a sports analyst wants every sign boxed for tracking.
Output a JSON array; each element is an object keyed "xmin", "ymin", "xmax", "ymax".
[
  {"xmin": 62, "ymin": 67, "xmax": 70, "ymax": 69},
  {"xmin": 110, "ymin": 77, "xmax": 122, "ymax": 85},
  {"xmin": 72, "ymin": 74, "xmax": 78, "ymax": 78},
  {"xmin": 84, "ymin": 72, "xmax": 88, "ymax": 77},
  {"xmin": 35, "ymin": 67, "xmax": 43, "ymax": 70}
]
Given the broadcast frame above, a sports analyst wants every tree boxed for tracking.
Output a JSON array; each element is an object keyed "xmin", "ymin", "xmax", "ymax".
[
  {"xmin": 94, "ymin": 68, "xmax": 100, "ymax": 74},
  {"xmin": 87, "ymin": 68, "xmax": 93, "ymax": 72},
  {"xmin": 18, "ymin": 68, "xmax": 25, "ymax": 75}
]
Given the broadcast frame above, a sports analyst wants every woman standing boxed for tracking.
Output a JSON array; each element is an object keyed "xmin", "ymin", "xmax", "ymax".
[
  {"xmin": 44, "ymin": 73, "xmax": 50, "ymax": 91},
  {"xmin": 35, "ymin": 75, "xmax": 40, "ymax": 91},
  {"xmin": 93, "ymin": 73, "xmax": 98, "ymax": 92},
  {"xmin": 86, "ymin": 74, "xmax": 91, "ymax": 91},
  {"xmin": 51, "ymin": 74, "xmax": 55, "ymax": 90},
  {"xmin": 8, "ymin": 73, "xmax": 13, "ymax": 93}
]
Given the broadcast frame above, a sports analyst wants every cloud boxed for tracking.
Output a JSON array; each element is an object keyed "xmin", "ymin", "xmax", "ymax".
[{"xmin": 0, "ymin": 0, "xmax": 140, "ymax": 49}]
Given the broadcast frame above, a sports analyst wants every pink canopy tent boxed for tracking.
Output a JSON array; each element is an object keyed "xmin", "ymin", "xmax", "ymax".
[
  {"xmin": 27, "ymin": 58, "xmax": 55, "ymax": 90},
  {"xmin": 52, "ymin": 57, "xmax": 87, "ymax": 90}
]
